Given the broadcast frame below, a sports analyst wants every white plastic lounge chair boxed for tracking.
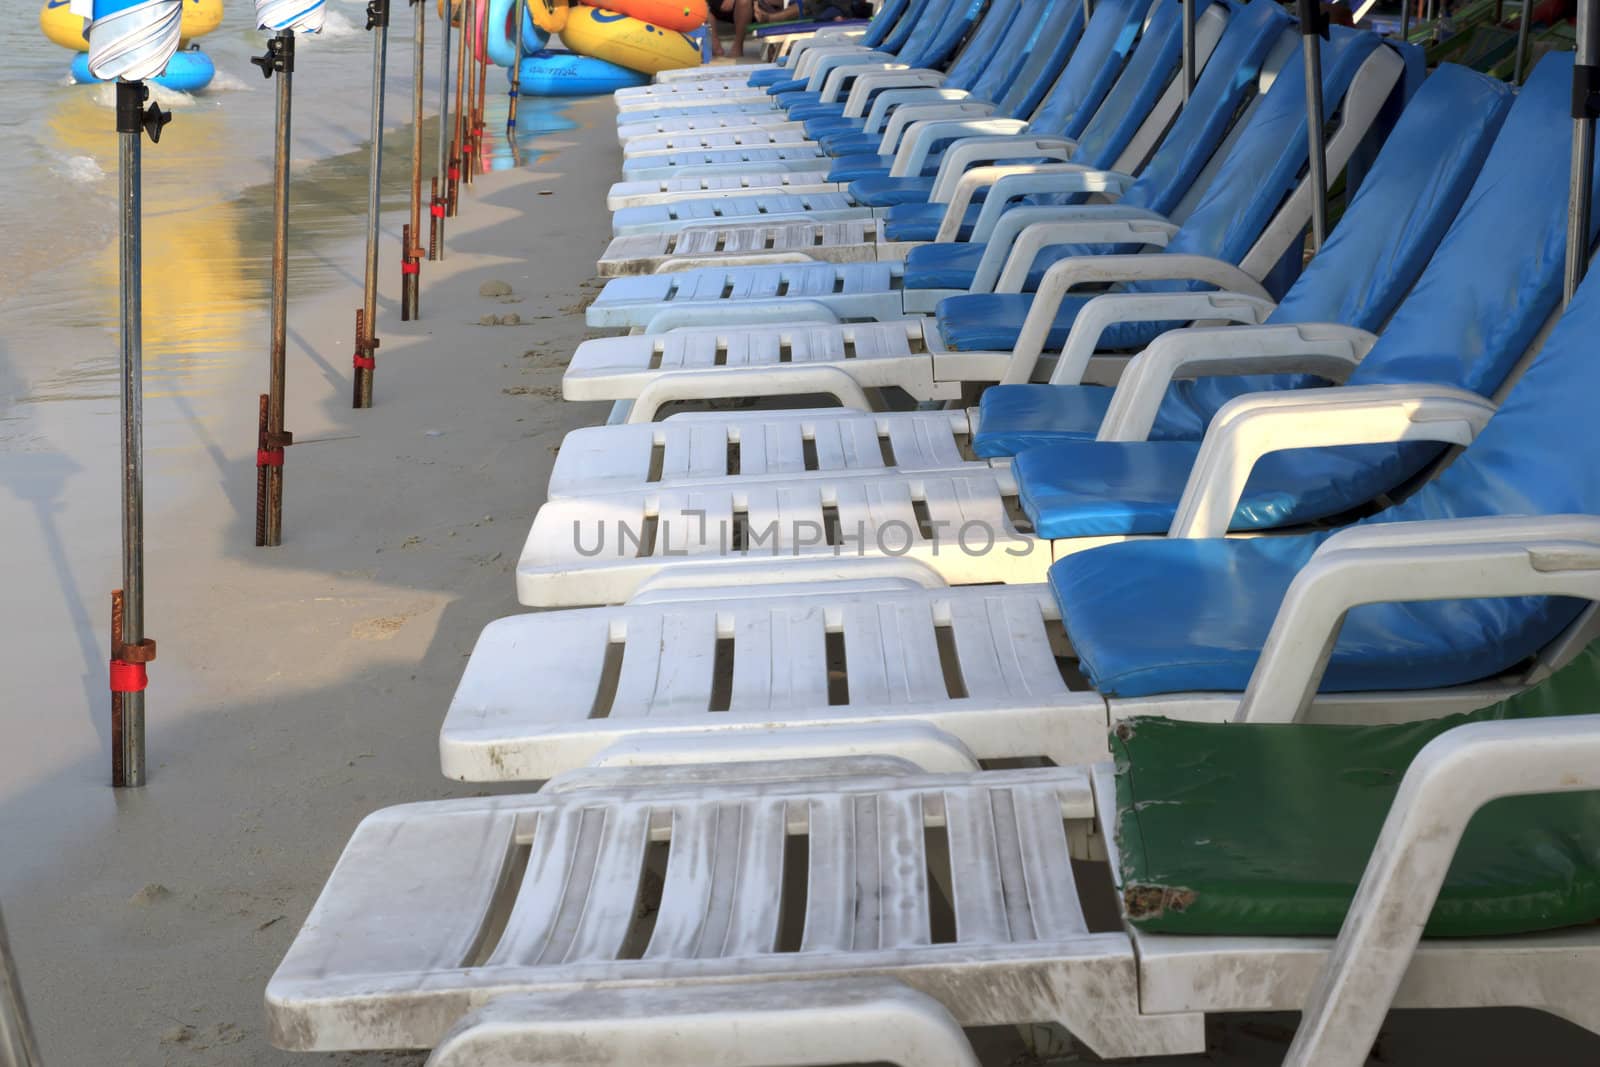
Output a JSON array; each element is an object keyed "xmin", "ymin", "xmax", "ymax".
[
  {"xmin": 467, "ymin": 139, "xmax": 1600, "ymax": 770},
  {"xmin": 271, "ymin": 623, "xmax": 1600, "ymax": 1065},
  {"xmin": 552, "ymin": 62, "xmax": 1508, "ymax": 501},
  {"xmin": 568, "ymin": 30, "xmax": 1403, "ymax": 415}
]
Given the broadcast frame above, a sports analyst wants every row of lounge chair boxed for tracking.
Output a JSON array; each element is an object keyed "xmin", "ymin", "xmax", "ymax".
[{"xmin": 267, "ymin": 1, "xmax": 1600, "ymax": 1063}]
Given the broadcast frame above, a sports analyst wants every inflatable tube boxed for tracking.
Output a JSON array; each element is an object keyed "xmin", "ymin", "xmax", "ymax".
[
  {"xmin": 40, "ymin": 0, "xmax": 88, "ymax": 51},
  {"xmin": 514, "ymin": 49, "xmax": 649, "ymax": 94},
  {"xmin": 530, "ymin": 0, "xmax": 572, "ymax": 33},
  {"xmin": 561, "ymin": 7, "xmax": 701, "ymax": 74},
  {"xmin": 579, "ymin": 0, "xmax": 707, "ymax": 33},
  {"xmin": 488, "ymin": 0, "xmax": 550, "ymax": 66},
  {"xmin": 179, "ymin": 0, "xmax": 224, "ymax": 41},
  {"xmin": 71, "ymin": 47, "xmax": 216, "ymax": 92}
]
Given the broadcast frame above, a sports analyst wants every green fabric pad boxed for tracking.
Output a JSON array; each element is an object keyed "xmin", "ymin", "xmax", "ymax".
[{"xmin": 1113, "ymin": 642, "xmax": 1600, "ymax": 937}]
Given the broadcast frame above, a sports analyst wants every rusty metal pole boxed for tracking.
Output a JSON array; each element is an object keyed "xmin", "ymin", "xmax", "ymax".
[
  {"xmin": 474, "ymin": 0, "xmax": 489, "ymax": 148},
  {"xmin": 0, "ymin": 907, "xmax": 42, "ymax": 1067},
  {"xmin": 463, "ymin": 0, "xmax": 479, "ymax": 187},
  {"xmin": 112, "ymin": 81, "xmax": 168, "ymax": 788},
  {"xmin": 354, "ymin": 0, "xmax": 390, "ymax": 409},
  {"xmin": 253, "ymin": 30, "xmax": 295, "ymax": 545},
  {"xmin": 449, "ymin": 0, "xmax": 468, "ymax": 213},
  {"xmin": 403, "ymin": 0, "xmax": 425, "ymax": 320},
  {"xmin": 432, "ymin": 0, "xmax": 452, "ymax": 257}
]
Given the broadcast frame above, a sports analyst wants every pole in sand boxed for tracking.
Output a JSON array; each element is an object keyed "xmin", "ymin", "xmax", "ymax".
[
  {"xmin": 449, "ymin": 0, "xmax": 468, "ymax": 214},
  {"xmin": 1513, "ymin": 0, "xmax": 1531, "ymax": 83},
  {"xmin": 462, "ymin": 0, "xmax": 480, "ymax": 188},
  {"xmin": 0, "ymin": 906, "xmax": 42, "ymax": 1067},
  {"xmin": 88, "ymin": 0, "xmax": 179, "ymax": 788},
  {"xmin": 474, "ymin": 0, "xmax": 489, "ymax": 157},
  {"xmin": 249, "ymin": 0, "xmax": 327, "ymax": 547},
  {"xmin": 403, "ymin": 0, "xmax": 426, "ymax": 321},
  {"xmin": 1179, "ymin": 0, "xmax": 1195, "ymax": 101},
  {"xmin": 1568, "ymin": 0, "xmax": 1598, "ymax": 307},
  {"xmin": 354, "ymin": 0, "xmax": 391, "ymax": 409},
  {"xmin": 432, "ymin": 0, "xmax": 453, "ymax": 258},
  {"xmin": 1294, "ymin": 0, "xmax": 1330, "ymax": 252},
  {"xmin": 508, "ymin": 0, "xmax": 525, "ymax": 134}
]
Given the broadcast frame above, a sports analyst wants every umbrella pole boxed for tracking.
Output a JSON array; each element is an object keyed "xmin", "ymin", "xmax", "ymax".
[
  {"xmin": 1400, "ymin": 0, "xmax": 1410, "ymax": 40},
  {"xmin": 354, "ymin": 0, "xmax": 390, "ymax": 409},
  {"xmin": 404, "ymin": 0, "xmax": 425, "ymax": 321},
  {"xmin": 253, "ymin": 31, "xmax": 296, "ymax": 547},
  {"xmin": 0, "ymin": 907, "xmax": 42, "ymax": 1067},
  {"xmin": 1180, "ymin": 0, "xmax": 1195, "ymax": 101},
  {"xmin": 451, "ymin": 0, "xmax": 469, "ymax": 208},
  {"xmin": 509, "ymin": 0, "xmax": 524, "ymax": 134},
  {"xmin": 1295, "ymin": 0, "xmax": 1329, "ymax": 251},
  {"xmin": 1513, "ymin": 0, "xmax": 1530, "ymax": 83},
  {"xmin": 111, "ymin": 80, "xmax": 168, "ymax": 789},
  {"xmin": 475, "ymin": 2, "xmax": 489, "ymax": 141},
  {"xmin": 431, "ymin": 0, "xmax": 452, "ymax": 257},
  {"xmin": 1567, "ymin": 0, "xmax": 1598, "ymax": 306}
]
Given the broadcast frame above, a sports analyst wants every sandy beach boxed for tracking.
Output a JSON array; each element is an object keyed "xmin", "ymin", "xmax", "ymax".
[{"xmin": 4, "ymin": 26, "xmax": 1600, "ymax": 1066}]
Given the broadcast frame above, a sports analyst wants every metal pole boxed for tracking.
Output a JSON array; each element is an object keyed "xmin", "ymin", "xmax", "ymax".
[
  {"xmin": 112, "ymin": 80, "xmax": 167, "ymax": 788},
  {"xmin": 253, "ymin": 31, "xmax": 295, "ymax": 547},
  {"xmin": 1567, "ymin": 0, "xmax": 1598, "ymax": 306},
  {"xmin": 1180, "ymin": 0, "xmax": 1195, "ymax": 101},
  {"xmin": 0, "ymin": 908, "xmax": 42, "ymax": 1067},
  {"xmin": 450, "ymin": 0, "xmax": 468, "ymax": 213},
  {"xmin": 1400, "ymin": 0, "xmax": 1410, "ymax": 40},
  {"xmin": 1295, "ymin": 0, "xmax": 1329, "ymax": 252},
  {"xmin": 404, "ymin": 0, "xmax": 425, "ymax": 320},
  {"xmin": 1513, "ymin": 0, "xmax": 1530, "ymax": 83},
  {"xmin": 460, "ymin": 0, "xmax": 475, "ymax": 186},
  {"xmin": 509, "ymin": 0, "xmax": 524, "ymax": 133},
  {"xmin": 432, "ymin": 0, "xmax": 452, "ymax": 257},
  {"xmin": 354, "ymin": 0, "xmax": 390, "ymax": 409},
  {"xmin": 475, "ymin": 0, "xmax": 489, "ymax": 141}
]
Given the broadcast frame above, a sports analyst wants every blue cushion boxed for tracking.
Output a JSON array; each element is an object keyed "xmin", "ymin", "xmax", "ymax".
[
  {"xmin": 820, "ymin": 131, "xmax": 887, "ymax": 156},
  {"xmin": 826, "ymin": 153, "xmax": 895, "ymax": 182},
  {"xmin": 849, "ymin": 175, "xmax": 937, "ymax": 208},
  {"xmin": 937, "ymin": 292, "xmax": 1180, "ymax": 352},
  {"xmin": 793, "ymin": 107, "xmax": 852, "ymax": 127},
  {"xmin": 886, "ymin": 203, "xmax": 973, "ymax": 242},
  {"xmin": 1051, "ymin": 534, "xmax": 1584, "ymax": 698},
  {"xmin": 972, "ymin": 384, "xmax": 1111, "ymax": 457},
  {"xmin": 1017, "ymin": 438, "xmax": 1435, "ymax": 538},
  {"xmin": 748, "ymin": 68, "xmax": 791, "ymax": 88}
]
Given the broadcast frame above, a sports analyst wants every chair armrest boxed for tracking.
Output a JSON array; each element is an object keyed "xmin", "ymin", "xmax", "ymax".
[
  {"xmin": 971, "ymin": 216, "xmax": 1178, "ymax": 296},
  {"xmin": 983, "ymin": 212, "xmax": 1175, "ymax": 292},
  {"xmin": 889, "ymin": 118, "xmax": 1028, "ymax": 177},
  {"xmin": 790, "ymin": 43, "xmax": 873, "ymax": 79},
  {"xmin": 628, "ymin": 366, "xmax": 874, "ymax": 422},
  {"xmin": 819, "ymin": 59, "xmax": 911, "ymax": 102},
  {"xmin": 970, "ymin": 167, "xmax": 1141, "ymax": 245},
  {"xmin": 1236, "ymin": 514, "xmax": 1600, "ymax": 724},
  {"xmin": 1290, "ymin": 705, "xmax": 1600, "ymax": 1067},
  {"xmin": 929, "ymin": 137, "xmax": 1079, "ymax": 203},
  {"xmin": 804, "ymin": 52, "xmax": 896, "ymax": 91},
  {"xmin": 859, "ymin": 86, "xmax": 970, "ymax": 130},
  {"xmin": 1098, "ymin": 323, "xmax": 1380, "ymax": 441},
  {"xmin": 1006, "ymin": 254, "xmax": 1274, "ymax": 381},
  {"xmin": 878, "ymin": 101, "xmax": 997, "ymax": 154},
  {"xmin": 1039, "ymin": 292, "xmax": 1278, "ymax": 387},
  {"xmin": 841, "ymin": 68, "xmax": 945, "ymax": 117},
  {"xmin": 1167, "ymin": 382, "xmax": 1494, "ymax": 540},
  {"xmin": 935, "ymin": 164, "xmax": 1131, "ymax": 243}
]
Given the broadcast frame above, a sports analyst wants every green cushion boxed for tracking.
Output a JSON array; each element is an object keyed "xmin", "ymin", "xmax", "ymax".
[{"xmin": 1113, "ymin": 642, "xmax": 1600, "ymax": 938}]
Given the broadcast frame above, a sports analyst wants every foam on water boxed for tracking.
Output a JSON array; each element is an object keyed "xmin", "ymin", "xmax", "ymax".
[{"xmin": 51, "ymin": 154, "xmax": 108, "ymax": 185}]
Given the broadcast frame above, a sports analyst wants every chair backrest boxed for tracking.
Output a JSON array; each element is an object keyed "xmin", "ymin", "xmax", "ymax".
[
  {"xmin": 1149, "ymin": 26, "xmax": 1387, "ymax": 267},
  {"xmin": 861, "ymin": 0, "xmax": 917, "ymax": 48},
  {"xmin": 877, "ymin": 0, "xmax": 953, "ymax": 57},
  {"xmin": 994, "ymin": 0, "xmax": 1087, "ymax": 119},
  {"xmin": 938, "ymin": 0, "xmax": 1023, "ymax": 93},
  {"xmin": 1267, "ymin": 63, "xmax": 1511, "ymax": 332},
  {"xmin": 1069, "ymin": 0, "xmax": 1221, "ymax": 170},
  {"xmin": 905, "ymin": 0, "xmax": 992, "ymax": 69},
  {"xmin": 1152, "ymin": 63, "xmax": 1511, "ymax": 441},
  {"xmin": 1086, "ymin": 0, "xmax": 1293, "ymax": 213},
  {"xmin": 1019, "ymin": 0, "xmax": 1153, "ymax": 141}
]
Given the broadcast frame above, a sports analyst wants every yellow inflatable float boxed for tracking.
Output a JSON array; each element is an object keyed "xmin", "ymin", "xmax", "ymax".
[
  {"xmin": 42, "ymin": 0, "xmax": 224, "ymax": 50},
  {"xmin": 559, "ymin": 6, "xmax": 700, "ymax": 74},
  {"xmin": 581, "ymin": 0, "xmax": 707, "ymax": 33}
]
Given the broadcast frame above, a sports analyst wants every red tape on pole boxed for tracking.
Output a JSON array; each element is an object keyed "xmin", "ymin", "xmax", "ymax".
[
  {"xmin": 401, "ymin": 258, "xmax": 420, "ymax": 275},
  {"xmin": 109, "ymin": 660, "xmax": 148, "ymax": 693},
  {"xmin": 257, "ymin": 448, "xmax": 285, "ymax": 467}
]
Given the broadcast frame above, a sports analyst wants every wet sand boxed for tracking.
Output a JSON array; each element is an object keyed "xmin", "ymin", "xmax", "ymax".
[{"xmin": 3, "ymin": 72, "xmax": 1600, "ymax": 1067}]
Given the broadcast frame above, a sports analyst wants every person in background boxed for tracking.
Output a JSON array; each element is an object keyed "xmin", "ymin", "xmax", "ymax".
[{"xmin": 708, "ymin": 0, "xmax": 755, "ymax": 57}]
